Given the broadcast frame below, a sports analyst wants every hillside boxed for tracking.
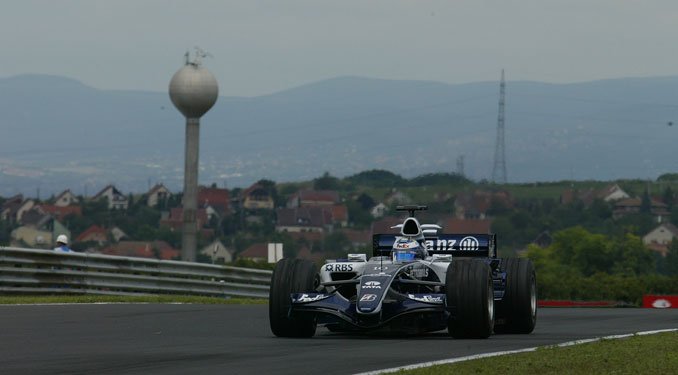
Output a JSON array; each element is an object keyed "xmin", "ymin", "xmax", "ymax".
[{"xmin": 1, "ymin": 74, "xmax": 677, "ymax": 196}]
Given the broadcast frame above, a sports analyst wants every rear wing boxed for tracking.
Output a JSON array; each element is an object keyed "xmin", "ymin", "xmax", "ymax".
[{"xmin": 372, "ymin": 233, "xmax": 497, "ymax": 258}]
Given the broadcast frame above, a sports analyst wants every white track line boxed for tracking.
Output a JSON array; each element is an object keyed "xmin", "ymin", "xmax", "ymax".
[{"xmin": 354, "ymin": 328, "xmax": 678, "ymax": 375}]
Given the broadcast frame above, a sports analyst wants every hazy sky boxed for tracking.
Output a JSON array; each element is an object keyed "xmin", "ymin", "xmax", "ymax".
[{"xmin": 2, "ymin": 0, "xmax": 678, "ymax": 96}]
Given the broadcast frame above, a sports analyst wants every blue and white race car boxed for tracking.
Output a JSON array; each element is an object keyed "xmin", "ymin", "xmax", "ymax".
[{"xmin": 269, "ymin": 205, "xmax": 536, "ymax": 338}]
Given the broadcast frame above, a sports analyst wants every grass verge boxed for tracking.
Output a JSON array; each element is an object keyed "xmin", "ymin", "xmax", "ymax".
[
  {"xmin": 398, "ymin": 332, "xmax": 678, "ymax": 375},
  {"xmin": 0, "ymin": 294, "xmax": 267, "ymax": 305}
]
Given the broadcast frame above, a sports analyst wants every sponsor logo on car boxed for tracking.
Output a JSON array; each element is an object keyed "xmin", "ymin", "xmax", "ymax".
[
  {"xmin": 424, "ymin": 236, "xmax": 481, "ymax": 251},
  {"xmin": 407, "ymin": 294, "xmax": 443, "ymax": 304},
  {"xmin": 362, "ymin": 281, "xmax": 381, "ymax": 289},
  {"xmin": 295, "ymin": 294, "xmax": 328, "ymax": 303},
  {"xmin": 407, "ymin": 266, "xmax": 429, "ymax": 278},
  {"xmin": 373, "ymin": 266, "xmax": 389, "ymax": 271},
  {"xmin": 425, "ymin": 239, "xmax": 457, "ymax": 251},
  {"xmin": 360, "ymin": 294, "xmax": 377, "ymax": 302},
  {"xmin": 324, "ymin": 263, "xmax": 353, "ymax": 272},
  {"xmin": 459, "ymin": 236, "xmax": 480, "ymax": 251}
]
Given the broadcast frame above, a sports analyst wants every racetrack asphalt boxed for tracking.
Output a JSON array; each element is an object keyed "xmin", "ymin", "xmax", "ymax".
[{"xmin": 0, "ymin": 304, "xmax": 676, "ymax": 374}]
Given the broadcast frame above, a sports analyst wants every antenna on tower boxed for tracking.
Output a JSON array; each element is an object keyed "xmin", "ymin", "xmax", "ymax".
[
  {"xmin": 492, "ymin": 69, "xmax": 507, "ymax": 184},
  {"xmin": 186, "ymin": 47, "xmax": 212, "ymax": 67},
  {"xmin": 456, "ymin": 155, "xmax": 465, "ymax": 177}
]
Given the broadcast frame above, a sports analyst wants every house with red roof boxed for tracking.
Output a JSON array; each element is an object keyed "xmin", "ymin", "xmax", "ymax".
[
  {"xmin": 442, "ymin": 218, "xmax": 493, "ymax": 234},
  {"xmin": 238, "ymin": 243, "xmax": 268, "ymax": 262},
  {"xmin": 370, "ymin": 216, "xmax": 404, "ymax": 236},
  {"xmin": 38, "ymin": 204, "xmax": 82, "ymax": 222},
  {"xmin": 159, "ymin": 207, "xmax": 214, "ymax": 239},
  {"xmin": 287, "ymin": 190, "xmax": 340, "ymax": 208},
  {"xmin": 75, "ymin": 225, "xmax": 108, "ymax": 245},
  {"xmin": 613, "ymin": 197, "xmax": 670, "ymax": 221},
  {"xmin": 276, "ymin": 206, "xmax": 333, "ymax": 233},
  {"xmin": 561, "ymin": 184, "xmax": 630, "ymax": 206},
  {"xmin": 198, "ymin": 186, "xmax": 230, "ymax": 215},
  {"xmin": 454, "ymin": 190, "xmax": 512, "ymax": 219},
  {"xmin": 101, "ymin": 241, "xmax": 179, "ymax": 260},
  {"xmin": 242, "ymin": 183, "xmax": 275, "ymax": 210}
]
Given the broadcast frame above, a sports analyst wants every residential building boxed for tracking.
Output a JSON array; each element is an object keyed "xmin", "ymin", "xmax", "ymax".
[
  {"xmin": 15, "ymin": 199, "xmax": 35, "ymax": 223},
  {"xmin": 442, "ymin": 218, "xmax": 493, "ymax": 234},
  {"xmin": 75, "ymin": 225, "xmax": 108, "ymax": 245},
  {"xmin": 612, "ymin": 198, "xmax": 670, "ymax": 221},
  {"xmin": 642, "ymin": 223, "xmax": 678, "ymax": 257},
  {"xmin": 454, "ymin": 190, "xmax": 512, "ymax": 219},
  {"xmin": 1, "ymin": 194, "xmax": 24, "ymax": 223},
  {"xmin": 599, "ymin": 184, "xmax": 631, "ymax": 202},
  {"xmin": 101, "ymin": 241, "xmax": 179, "ymax": 260},
  {"xmin": 200, "ymin": 240, "xmax": 234, "ymax": 263},
  {"xmin": 10, "ymin": 226, "xmax": 53, "ymax": 248},
  {"xmin": 561, "ymin": 184, "xmax": 630, "ymax": 206},
  {"xmin": 370, "ymin": 202, "xmax": 388, "ymax": 218},
  {"xmin": 198, "ymin": 186, "xmax": 230, "ymax": 215},
  {"xmin": 38, "ymin": 204, "xmax": 82, "ymax": 222},
  {"xmin": 11, "ymin": 217, "xmax": 70, "ymax": 249},
  {"xmin": 109, "ymin": 226, "xmax": 128, "ymax": 242},
  {"xmin": 53, "ymin": 189, "xmax": 79, "ymax": 207},
  {"xmin": 276, "ymin": 206, "xmax": 333, "ymax": 233},
  {"xmin": 370, "ymin": 216, "xmax": 403, "ymax": 236},
  {"xmin": 93, "ymin": 185, "xmax": 129, "ymax": 210},
  {"xmin": 384, "ymin": 190, "xmax": 412, "ymax": 206},
  {"xmin": 160, "ymin": 207, "xmax": 208, "ymax": 231},
  {"xmin": 242, "ymin": 183, "xmax": 275, "ymax": 210},
  {"xmin": 146, "ymin": 184, "xmax": 171, "ymax": 208},
  {"xmin": 287, "ymin": 190, "xmax": 340, "ymax": 208},
  {"xmin": 238, "ymin": 243, "xmax": 268, "ymax": 262}
]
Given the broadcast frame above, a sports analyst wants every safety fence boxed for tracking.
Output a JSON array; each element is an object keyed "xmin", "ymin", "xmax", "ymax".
[{"xmin": 0, "ymin": 247, "xmax": 272, "ymax": 298}]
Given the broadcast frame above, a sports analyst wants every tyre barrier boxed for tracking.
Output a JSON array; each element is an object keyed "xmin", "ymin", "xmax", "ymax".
[
  {"xmin": 538, "ymin": 300, "xmax": 618, "ymax": 307},
  {"xmin": 642, "ymin": 295, "xmax": 678, "ymax": 309}
]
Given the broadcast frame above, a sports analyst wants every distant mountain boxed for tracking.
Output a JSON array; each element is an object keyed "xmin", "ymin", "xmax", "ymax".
[{"xmin": 1, "ymin": 74, "xmax": 677, "ymax": 197}]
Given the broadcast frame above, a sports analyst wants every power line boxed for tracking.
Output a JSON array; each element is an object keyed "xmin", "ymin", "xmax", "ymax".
[{"xmin": 492, "ymin": 70, "xmax": 507, "ymax": 184}]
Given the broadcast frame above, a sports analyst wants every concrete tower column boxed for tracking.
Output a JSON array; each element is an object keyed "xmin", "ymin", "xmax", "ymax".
[
  {"xmin": 182, "ymin": 117, "xmax": 200, "ymax": 261},
  {"xmin": 169, "ymin": 48, "xmax": 218, "ymax": 262}
]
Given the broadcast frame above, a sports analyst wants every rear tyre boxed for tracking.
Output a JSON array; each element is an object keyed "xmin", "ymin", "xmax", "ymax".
[
  {"xmin": 494, "ymin": 258, "xmax": 537, "ymax": 334},
  {"xmin": 446, "ymin": 259, "xmax": 494, "ymax": 339},
  {"xmin": 269, "ymin": 258, "xmax": 318, "ymax": 337}
]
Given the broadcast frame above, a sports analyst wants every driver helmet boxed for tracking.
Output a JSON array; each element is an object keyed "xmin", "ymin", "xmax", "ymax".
[{"xmin": 392, "ymin": 238, "xmax": 426, "ymax": 262}]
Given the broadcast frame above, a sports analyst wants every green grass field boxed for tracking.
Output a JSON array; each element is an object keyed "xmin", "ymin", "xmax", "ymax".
[
  {"xmin": 0, "ymin": 294, "xmax": 267, "ymax": 305},
  {"xmin": 398, "ymin": 331, "xmax": 677, "ymax": 375}
]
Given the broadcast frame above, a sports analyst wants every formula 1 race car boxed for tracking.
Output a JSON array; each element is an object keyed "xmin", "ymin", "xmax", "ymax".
[{"xmin": 269, "ymin": 205, "xmax": 536, "ymax": 339}]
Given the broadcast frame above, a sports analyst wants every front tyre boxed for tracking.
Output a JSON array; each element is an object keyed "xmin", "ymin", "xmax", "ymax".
[
  {"xmin": 494, "ymin": 258, "xmax": 537, "ymax": 334},
  {"xmin": 446, "ymin": 259, "xmax": 494, "ymax": 339},
  {"xmin": 269, "ymin": 258, "xmax": 318, "ymax": 337}
]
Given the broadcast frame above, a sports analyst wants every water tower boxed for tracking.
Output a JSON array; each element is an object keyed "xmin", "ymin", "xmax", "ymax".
[{"xmin": 169, "ymin": 48, "xmax": 219, "ymax": 261}]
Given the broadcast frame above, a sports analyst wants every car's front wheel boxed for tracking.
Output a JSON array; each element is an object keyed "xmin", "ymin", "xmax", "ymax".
[
  {"xmin": 446, "ymin": 259, "xmax": 494, "ymax": 339},
  {"xmin": 269, "ymin": 258, "xmax": 318, "ymax": 337}
]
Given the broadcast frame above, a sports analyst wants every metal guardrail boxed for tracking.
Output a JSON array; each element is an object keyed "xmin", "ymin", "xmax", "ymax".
[{"xmin": 0, "ymin": 247, "xmax": 272, "ymax": 298}]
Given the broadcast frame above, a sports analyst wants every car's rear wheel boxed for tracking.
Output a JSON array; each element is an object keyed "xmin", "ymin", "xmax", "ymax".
[
  {"xmin": 494, "ymin": 258, "xmax": 537, "ymax": 334},
  {"xmin": 269, "ymin": 258, "xmax": 318, "ymax": 337},
  {"xmin": 446, "ymin": 259, "xmax": 494, "ymax": 339}
]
